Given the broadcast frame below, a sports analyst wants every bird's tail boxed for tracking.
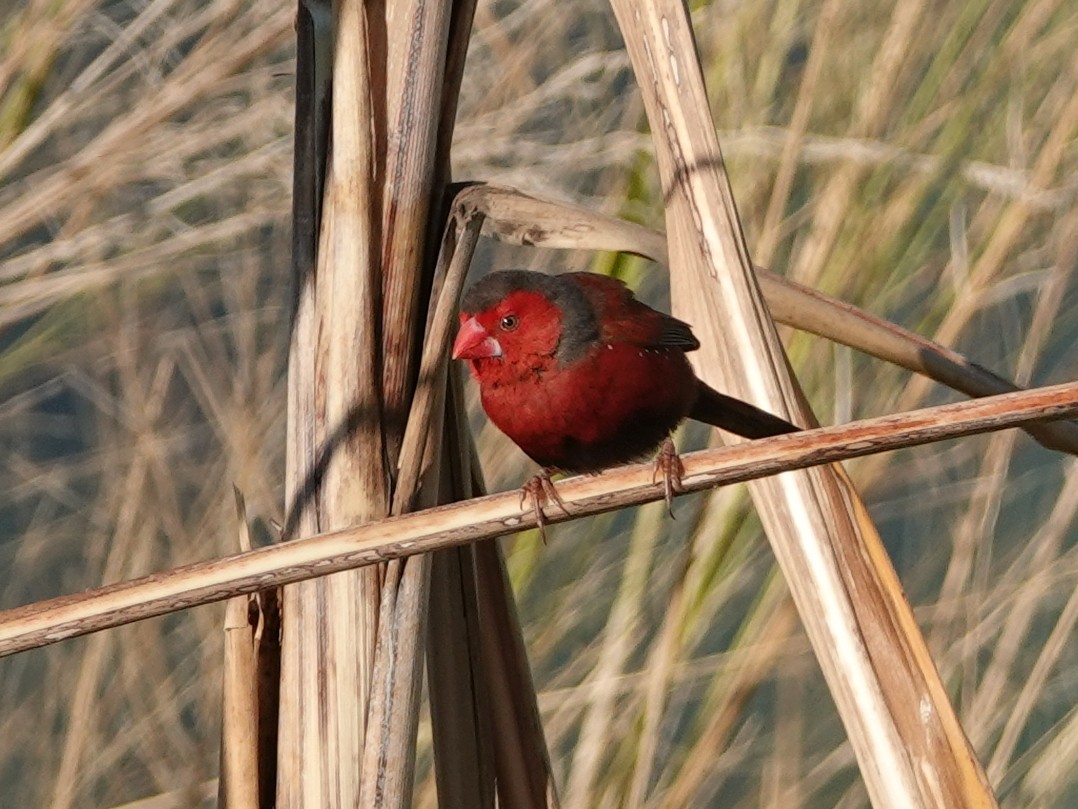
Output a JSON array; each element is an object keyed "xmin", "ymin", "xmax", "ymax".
[{"xmin": 690, "ymin": 382, "xmax": 800, "ymax": 439}]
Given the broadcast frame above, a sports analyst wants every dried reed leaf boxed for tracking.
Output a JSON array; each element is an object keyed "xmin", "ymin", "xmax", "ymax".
[
  {"xmin": 379, "ymin": 0, "xmax": 453, "ymax": 454},
  {"xmin": 473, "ymin": 537, "xmax": 561, "ymax": 808},
  {"xmin": 426, "ymin": 546, "xmax": 497, "ymax": 809}
]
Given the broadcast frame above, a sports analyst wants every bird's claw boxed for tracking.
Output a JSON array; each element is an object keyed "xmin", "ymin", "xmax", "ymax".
[
  {"xmin": 520, "ymin": 470, "xmax": 569, "ymax": 543},
  {"xmin": 652, "ymin": 437, "xmax": 685, "ymax": 518}
]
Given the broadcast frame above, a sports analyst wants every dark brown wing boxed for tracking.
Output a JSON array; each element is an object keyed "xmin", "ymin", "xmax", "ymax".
[{"xmin": 564, "ymin": 272, "xmax": 700, "ymax": 351}]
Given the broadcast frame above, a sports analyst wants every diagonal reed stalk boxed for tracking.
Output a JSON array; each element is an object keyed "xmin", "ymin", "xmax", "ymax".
[
  {"xmin": 608, "ymin": 2, "xmax": 999, "ymax": 806},
  {"xmin": 2, "ymin": 382, "xmax": 1076, "ymax": 660}
]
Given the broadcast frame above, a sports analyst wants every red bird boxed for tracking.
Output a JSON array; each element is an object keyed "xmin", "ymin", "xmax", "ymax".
[{"xmin": 452, "ymin": 270, "xmax": 798, "ymax": 522}]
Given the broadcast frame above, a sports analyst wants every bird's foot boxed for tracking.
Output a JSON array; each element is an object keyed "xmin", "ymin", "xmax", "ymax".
[
  {"xmin": 520, "ymin": 469, "xmax": 569, "ymax": 543},
  {"xmin": 652, "ymin": 437, "xmax": 685, "ymax": 517}
]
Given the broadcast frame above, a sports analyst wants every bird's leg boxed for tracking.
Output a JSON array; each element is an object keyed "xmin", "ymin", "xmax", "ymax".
[
  {"xmin": 520, "ymin": 469, "xmax": 569, "ymax": 543},
  {"xmin": 652, "ymin": 437, "xmax": 685, "ymax": 517}
]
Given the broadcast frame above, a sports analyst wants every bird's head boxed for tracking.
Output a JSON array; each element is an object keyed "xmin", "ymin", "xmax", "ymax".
[{"xmin": 452, "ymin": 271, "xmax": 571, "ymax": 366}]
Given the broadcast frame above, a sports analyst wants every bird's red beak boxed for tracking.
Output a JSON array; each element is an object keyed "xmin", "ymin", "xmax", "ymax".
[{"xmin": 452, "ymin": 316, "xmax": 503, "ymax": 360}]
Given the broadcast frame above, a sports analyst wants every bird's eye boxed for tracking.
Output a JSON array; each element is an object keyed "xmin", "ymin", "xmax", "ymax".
[{"xmin": 500, "ymin": 314, "xmax": 519, "ymax": 331}]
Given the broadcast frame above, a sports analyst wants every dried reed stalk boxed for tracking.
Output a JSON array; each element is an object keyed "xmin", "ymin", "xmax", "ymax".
[
  {"xmin": 608, "ymin": 1, "xmax": 998, "ymax": 806},
  {"xmin": 281, "ymin": 0, "xmax": 552, "ymax": 805}
]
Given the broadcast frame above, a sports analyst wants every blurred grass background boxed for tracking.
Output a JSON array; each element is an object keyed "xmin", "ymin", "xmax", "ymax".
[{"xmin": 0, "ymin": 0, "xmax": 1075, "ymax": 807}]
